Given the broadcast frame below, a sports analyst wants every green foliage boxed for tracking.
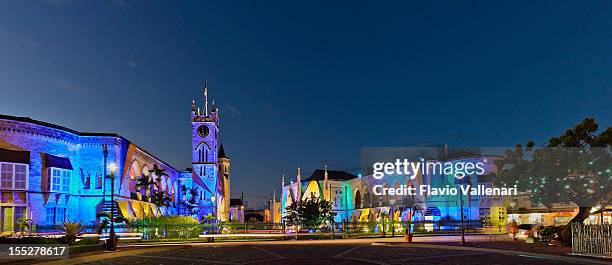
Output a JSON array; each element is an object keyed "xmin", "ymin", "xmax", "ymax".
[
  {"xmin": 284, "ymin": 194, "xmax": 335, "ymax": 231},
  {"xmin": 96, "ymin": 212, "xmax": 129, "ymax": 235},
  {"xmin": 15, "ymin": 218, "xmax": 32, "ymax": 233},
  {"xmin": 493, "ymin": 118, "xmax": 611, "ymax": 225},
  {"xmin": 149, "ymin": 164, "xmax": 169, "ymax": 180},
  {"xmin": 131, "ymin": 215, "xmax": 201, "ymax": 239},
  {"xmin": 151, "ymin": 191, "xmax": 172, "ymax": 207},
  {"xmin": 538, "ymin": 225, "xmax": 564, "ymax": 237},
  {"xmin": 61, "ymin": 220, "xmax": 86, "ymax": 243},
  {"xmin": 0, "ymin": 236, "xmax": 62, "ymax": 244},
  {"xmin": 204, "ymin": 213, "xmax": 215, "ymax": 222},
  {"xmin": 135, "ymin": 175, "xmax": 154, "ymax": 199},
  {"xmin": 97, "ymin": 219, "xmax": 109, "ymax": 235},
  {"xmin": 131, "ymin": 215, "xmax": 199, "ymax": 226}
]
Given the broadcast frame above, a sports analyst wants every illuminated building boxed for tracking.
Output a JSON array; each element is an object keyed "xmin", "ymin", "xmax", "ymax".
[
  {"xmin": 0, "ymin": 84, "xmax": 231, "ymax": 233},
  {"xmin": 279, "ymin": 149, "xmax": 507, "ymax": 232}
]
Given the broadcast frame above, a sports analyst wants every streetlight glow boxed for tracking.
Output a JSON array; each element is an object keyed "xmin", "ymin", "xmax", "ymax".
[{"xmin": 108, "ymin": 163, "xmax": 118, "ymax": 174}]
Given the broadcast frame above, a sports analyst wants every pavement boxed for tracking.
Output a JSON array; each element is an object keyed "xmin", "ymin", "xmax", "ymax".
[{"xmin": 11, "ymin": 235, "xmax": 612, "ymax": 265}]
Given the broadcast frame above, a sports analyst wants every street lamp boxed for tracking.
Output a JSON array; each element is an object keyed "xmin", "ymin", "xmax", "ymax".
[
  {"xmin": 108, "ymin": 162, "xmax": 118, "ymax": 250},
  {"xmin": 102, "ymin": 145, "xmax": 108, "ymax": 201},
  {"xmin": 211, "ymin": 196, "xmax": 216, "ymax": 222}
]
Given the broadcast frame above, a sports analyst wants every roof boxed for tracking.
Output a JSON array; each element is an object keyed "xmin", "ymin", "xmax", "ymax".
[
  {"xmin": 304, "ymin": 169, "xmax": 358, "ymax": 182},
  {"xmin": 0, "ymin": 114, "xmax": 178, "ymax": 172},
  {"xmin": 440, "ymin": 150, "xmax": 483, "ymax": 161},
  {"xmin": 0, "ymin": 148, "xmax": 30, "ymax": 164},
  {"xmin": 230, "ymin": 199, "xmax": 243, "ymax": 206},
  {"xmin": 0, "ymin": 114, "xmax": 118, "ymax": 137},
  {"xmin": 218, "ymin": 144, "xmax": 228, "ymax": 158},
  {"xmin": 45, "ymin": 154, "xmax": 73, "ymax": 170}
]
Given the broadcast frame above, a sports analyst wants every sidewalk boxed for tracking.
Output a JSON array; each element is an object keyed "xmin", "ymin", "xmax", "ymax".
[{"xmin": 373, "ymin": 239, "xmax": 612, "ymax": 265}]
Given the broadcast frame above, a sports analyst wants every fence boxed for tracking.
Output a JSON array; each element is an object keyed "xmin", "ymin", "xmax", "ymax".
[
  {"xmin": 341, "ymin": 220, "xmax": 484, "ymax": 235},
  {"xmin": 15, "ymin": 219, "xmax": 493, "ymax": 240},
  {"xmin": 571, "ymin": 223, "xmax": 612, "ymax": 257},
  {"xmin": 105, "ymin": 220, "xmax": 489, "ymax": 240}
]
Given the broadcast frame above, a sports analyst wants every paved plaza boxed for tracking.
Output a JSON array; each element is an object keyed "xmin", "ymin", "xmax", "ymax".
[{"xmin": 23, "ymin": 237, "xmax": 611, "ymax": 265}]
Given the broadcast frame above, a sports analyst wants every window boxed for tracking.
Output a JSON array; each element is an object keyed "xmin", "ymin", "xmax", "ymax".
[
  {"xmin": 52, "ymin": 169, "xmax": 60, "ymax": 191},
  {"xmin": 14, "ymin": 165, "xmax": 27, "ymax": 189},
  {"xmin": 2, "ymin": 207, "xmax": 13, "ymax": 232},
  {"xmin": 197, "ymin": 143, "xmax": 209, "ymax": 163},
  {"xmin": 95, "ymin": 171, "xmax": 103, "ymax": 189},
  {"xmin": 61, "ymin": 170, "xmax": 70, "ymax": 192},
  {"xmin": 44, "ymin": 207, "xmax": 65, "ymax": 225},
  {"xmin": 47, "ymin": 168, "xmax": 71, "ymax": 192},
  {"xmin": 83, "ymin": 173, "xmax": 90, "ymax": 189},
  {"xmin": 1, "ymin": 164, "xmax": 12, "ymax": 188},
  {"xmin": 56, "ymin": 208, "xmax": 65, "ymax": 223},
  {"xmin": 14, "ymin": 207, "xmax": 25, "ymax": 231},
  {"xmin": 0, "ymin": 162, "xmax": 28, "ymax": 190},
  {"xmin": 0, "ymin": 206, "xmax": 28, "ymax": 232},
  {"xmin": 45, "ymin": 208, "xmax": 54, "ymax": 225}
]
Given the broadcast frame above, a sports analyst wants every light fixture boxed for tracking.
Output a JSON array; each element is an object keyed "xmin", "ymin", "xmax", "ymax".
[{"xmin": 108, "ymin": 163, "xmax": 118, "ymax": 174}]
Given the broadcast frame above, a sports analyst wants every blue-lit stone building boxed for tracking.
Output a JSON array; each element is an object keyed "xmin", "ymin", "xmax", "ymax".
[
  {"xmin": 279, "ymin": 148, "xmax": 507, "ymax": 232},
  {"xmin": 0, "ymin": 85, "xmax": 231, "ymax": 233}
]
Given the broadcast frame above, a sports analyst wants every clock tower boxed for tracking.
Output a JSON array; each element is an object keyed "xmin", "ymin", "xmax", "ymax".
[{"xmin": 191, "ymin": 81, "xmax": 222, "ymax": 219}]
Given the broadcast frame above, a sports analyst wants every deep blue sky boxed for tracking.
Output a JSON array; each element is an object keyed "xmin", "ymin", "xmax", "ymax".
[{"xmin": 1, "ymin": 1, "xmax": 610, "ymax": 207}]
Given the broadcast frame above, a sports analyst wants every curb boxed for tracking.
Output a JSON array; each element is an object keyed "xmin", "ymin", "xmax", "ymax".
[{"xmin": 371, "ymin": 242, "xmax": 612, "ymax": 265}]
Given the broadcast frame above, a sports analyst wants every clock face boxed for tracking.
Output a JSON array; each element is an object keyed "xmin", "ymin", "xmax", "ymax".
[{"xmin": 197, "ymin": 125, "xmax": 209, "ymax": 137}]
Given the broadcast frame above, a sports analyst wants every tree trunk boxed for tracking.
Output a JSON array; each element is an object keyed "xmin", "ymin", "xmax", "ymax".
[
  {"xmin": 560, "ymin": 206, "xmax": 591, "ymax": 246},
  {"xmin": 569, "ymin": 207, "xmax": 592, "ymax": 224}
]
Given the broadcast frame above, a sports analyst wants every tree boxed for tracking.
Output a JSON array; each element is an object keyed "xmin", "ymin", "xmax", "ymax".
[
  {"xmin": 397, "ymin": 188, "xmax": 422, "ymax": 242},
  {"xmin": 180, "ymin": 187, "xmax": 200, "ymax": 216},
  {"xmin": 152, "ymin": 191, "xmax": 172, "ymax": 207},
  {"xmin": 96, "ymin": 212, "xmax": 129, "ymax": 235},
  {"xmin": 493, "ymin": 118, "xmax": 611, "ymax": 243},
  {"xmin": 135, "ymin": 175, "xmax": 154, "ymax": 200},
  {"xmin": 284, "ymin": 194, "xmax": 335, "ymax": 231},
  {"xmin": 149, "ymin": 164, "xmax": 168, "ymax": 190}
]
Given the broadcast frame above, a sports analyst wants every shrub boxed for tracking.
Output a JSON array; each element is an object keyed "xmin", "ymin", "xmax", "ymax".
[
  {"xmin": 0, "ymin": 236, "xmax": 60, "ymax": 244},
  {"xmin": 131, "ymin": 215, "xmax": 201, "ymax": 239},
  {"xmin": 61, "ymin": 220, "xmax": 86, "ymax": 243},
  {"xmin": 76, "ymin": 236, "xmax": 100, "ymax": 245},
  {"xmin": 539, "ymin": 226, "xmax": 564, "ymax": 237}
]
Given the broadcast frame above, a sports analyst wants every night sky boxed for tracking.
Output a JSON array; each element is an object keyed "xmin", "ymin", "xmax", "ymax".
[{"xmin": 1, "ymin": 1, "xmax": 611, "ymax": 207}]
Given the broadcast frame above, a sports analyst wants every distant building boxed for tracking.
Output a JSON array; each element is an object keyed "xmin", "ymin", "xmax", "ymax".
[
  {"xmin": 279, "ymin": 149, "xmax": 505, "ymax": 231},
  {"xmin": 228, "ymin": 198, "xmax": 244, "ymax": 223},
  {"xmin": 0, "ymin": 83, "xmax": 231, "ymax": 233}
]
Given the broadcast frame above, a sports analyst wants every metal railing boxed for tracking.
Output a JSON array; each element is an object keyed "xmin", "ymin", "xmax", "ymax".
[{"xmin": 571, "ymin": 223, "xmax": 612, "ymax": 257}]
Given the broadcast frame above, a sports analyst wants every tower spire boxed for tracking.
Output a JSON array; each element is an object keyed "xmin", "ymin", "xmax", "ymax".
[
  {"xmin": 204, "ymin": 80, "xmax": 209, "ymax": 116},
  {"xmin": 296, "ymin": 167, "xmax": 301, "ymax": 203},
  {"xmin": 324, "ymin": 165, "xmax": 329, "ymax": 200},
  {"xmin": 191, "ymin": 99, "xmax": 196, "ymax": 112},
  {"xmin": 281, "ymin": 174, "xmax": 285, "ymax": 188}
]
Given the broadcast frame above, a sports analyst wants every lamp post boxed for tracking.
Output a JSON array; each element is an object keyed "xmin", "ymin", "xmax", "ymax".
[
  {"xmin": 459, "ymin": 177, "xmax": 466, "ymax": 245},
  {"xmin": 108, "ymin": 163, "xmax": 118, "ymax": 250},
  {"xmin": 211, "ymin": 196, "xmax": 216, "ymax": 222},
  {"xmin": 102, "ymin": 145, "xmax": 108, "ymax": 201}
]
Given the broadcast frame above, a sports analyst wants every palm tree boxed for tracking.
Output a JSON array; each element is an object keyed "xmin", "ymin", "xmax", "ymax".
[
  {"xmin": 149, "ymin": 164, "xmax": 168, "ymax": 191},
  {"xmin": 135, "ymin": 175, "xmax": 154, "ymax": 200},
  {"xmin": 151, "ymin": 191, "xmax": 172, "ymax": 207}
]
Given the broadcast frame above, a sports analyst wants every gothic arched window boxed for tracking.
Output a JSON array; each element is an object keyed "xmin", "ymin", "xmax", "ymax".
[{"xmin": 197, "ymin": 143, "xmax": 210, "ymax": 163}]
